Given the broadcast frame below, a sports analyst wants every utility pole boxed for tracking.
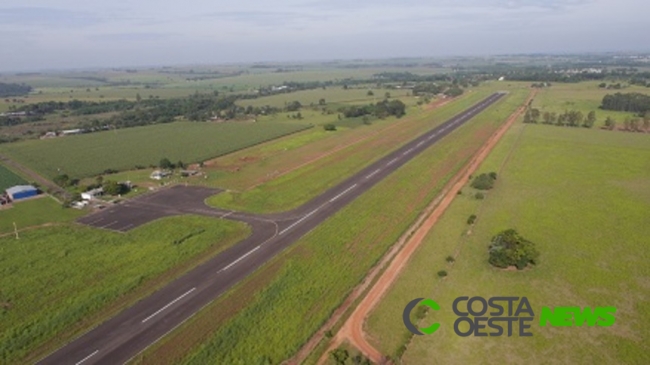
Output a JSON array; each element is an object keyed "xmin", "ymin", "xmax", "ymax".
[{"xmin": 13, "ymin": 222, "xmax": 19, "ymax": 240}]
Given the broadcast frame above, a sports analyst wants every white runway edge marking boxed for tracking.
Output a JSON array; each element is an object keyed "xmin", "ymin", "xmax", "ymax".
[
  {"xmin": 141, "ymin": 288, "xmax": 197, "ymax": 323},
  {"xmin": 221, "ymin": 245, "xmax": 261, "ymax": 271},
  {"xmin": 75, "ymin": 350, "xmax": 99, "ymax": 365},
  {"xmin": 387, "ymin": 158, "xmax": 399, "ymax": 166},
  {"xmin": 329, "ymin": 184, "xmax": 358, "ymax": 203},
  {"xmin": 279, "ymin": 208, "xmax": 319, "ymax": 235},
  {"xmin": 365, "ymin": 169, "xmax": 381, "ymax": 179}
]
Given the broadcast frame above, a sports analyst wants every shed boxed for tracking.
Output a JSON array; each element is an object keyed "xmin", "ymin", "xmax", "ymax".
[
  {"xmin": 81, "ymin": 187, "xmax": 104, "ymax": 201},
  {"xmin": 6, "ymin": 185, "xmax": 38, "ymax": 201}
]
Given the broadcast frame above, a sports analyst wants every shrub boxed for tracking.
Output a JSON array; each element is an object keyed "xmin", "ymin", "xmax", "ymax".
[
  {"xmin": 446, "ymin": 255, "xmax": 455, "ymax": 263},
  {"xmin": 471, "ymin": 173, "xmax": 496, "ymax": 190},
  {"xmin": 457, "ymin": 190, "xmax": 462, "ymax": 195},
  {"xmin": 437, "ymin": 270, "xmax": 448, "ymax": 277},
  {"xmin": 323, "ymin": 124, "xmax": 337, "ymax": 131},
  {"xmin": 467, "ymin": 214, "xmax": 477, "ymax": 224},
  {"xmin": 488, "ymin": 229, "xmax": 539, "ymax": 270},
  {"xmin": 475, "ymin": 192, "xmax": 485, "ymax": 200}
]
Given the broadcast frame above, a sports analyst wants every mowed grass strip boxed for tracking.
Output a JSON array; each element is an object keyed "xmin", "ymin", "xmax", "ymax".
[
  {"xmin": 0, "ymin": 197, "xmax": 84, "ymax": 234},
  {"xmin": 0, "ymin": 164, "xmax": 27, "ymax": 191},
  {"xmin": 367, "ymin": 123, "xmax": 650, "ymax": 364},
  {"xmin": 1, "ymin": 217, "xmax": 250, "ymax": 365},
  {"xmin": 129, "ymin": 88, "xmax": 529, "ymax": 365},
  {"xmin": 207, "ymin": 87, "xmax": 507, "ymax": 213},
  {"xmin": 0, "ymin": 121, "xmax": 311, "ymax": 179}
]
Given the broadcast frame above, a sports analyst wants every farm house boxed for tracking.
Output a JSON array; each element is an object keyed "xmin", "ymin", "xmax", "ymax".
[{"xmin": 6, "ymin": 185, "xmax": 38, "ymax": 201}]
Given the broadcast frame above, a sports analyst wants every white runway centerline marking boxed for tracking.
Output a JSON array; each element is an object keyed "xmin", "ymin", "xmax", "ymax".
[
  {"xmin": 279, "ymin": 208, "xmax": 319, "ymax": 235},
  {"xmin": 365, "ymin": 169, "xmax": 381, "ymax": 179},
  {"xmin": 417, "ymin": 141, "xmax": 424, "ymax": 147},
  {"xmin": 221, "ymin": 245, "xmax": 261, "ymax": 271},
  {"xmin": 329, "ymin": 184, "xmax": 358, "ymax": 203},
  {"xmin": 141, "ymin": 288, "xmax": 197, "ymax": 323},
  {"xmin": 403, "ymin": 148, "xmax": 414, "ymax": 155},
  {"xmin": 75, "ymin": 350, "xmax": 99, "ymax": 365},
  {"xmin": 387, "ymin": 158, "xmax": 398, "ymax": 166}
]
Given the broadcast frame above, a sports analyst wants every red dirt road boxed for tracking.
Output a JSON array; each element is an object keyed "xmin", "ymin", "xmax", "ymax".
[{"xmin": 320, "ymin": 90, "xmax": 536, "ymax": 364}]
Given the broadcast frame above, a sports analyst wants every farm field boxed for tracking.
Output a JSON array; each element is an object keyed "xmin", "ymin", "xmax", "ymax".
[
  {"xmin": 236, "ymin": 87, "xmax": 412, "ymax": 109},
  {"xmin": 0, "ymin": 121, "xmax": 311, "ymax": 179},
  {"xmin": 3, "ymin": 216, "xmax": 250, "ymax": 365},
  {"xmin": 0, "ymin": 197, "xmax": 83, "ymax": 235},
  {"xmin": 365, "ymin": 124, "xmax": 650, "ymax": 364},
  {"xmin": 0, "ymin": 163, "xmax": 27, "ymax": 191},
  {"xmin": 205, "ymin": 87, "xmax": 508, "ymax": 213},
  {"xmin": 128, "ymin": 87, "xmax": 528, "ymax": 365}
]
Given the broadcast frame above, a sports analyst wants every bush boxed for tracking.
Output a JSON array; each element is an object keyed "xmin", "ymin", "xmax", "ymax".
[
  {"xmin": 471, "ymin": 172, "xmax": 497, "ymax": 190},
  {"xmin": 488, "ymin": 229, "xmax": 539, "ymax": 270},
  {"xmin": 437, "ymin": 270, "xmax": 448, "ymax": 277},
  {"xmin": 446, "ymin": 255, "xmax": 455, "ymax": 263},
  {"xmin": 457, "ymin": 190, "xmax": 462, "ymax": 195},
  {"xmin": 323, "ymin": 124, "xmax": 337, "ymax": 131},
  {"xmin": 475, "ymin": 192, "xmax": 485, "ymax": 200},
  {"xmin": 467, "ymin": 214, "xmax": 477, "ymax": 224}
]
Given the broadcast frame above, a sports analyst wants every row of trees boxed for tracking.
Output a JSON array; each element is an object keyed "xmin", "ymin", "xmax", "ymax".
[
  {"xmin": 340, "ymin": 99, "xmax": 406, "ymax": 119},
  {"xmin": 601, "ymin": 92, "xmax": 650, "ymax": 115},
  {"xmin": 0, "ymin": 82, "xmax": 32, "ymax": 97},
  {"xmin": 524, "ymin": 108, "xmax": 598, "ymax": 128},
  {"xmin": 604, "ymin": 115, "xmax": 650, "ymax": 132}
]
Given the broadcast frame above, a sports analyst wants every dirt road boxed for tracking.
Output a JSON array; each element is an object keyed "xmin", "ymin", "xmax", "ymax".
[{"xmin": 318, "ymin": 89, "xmax": 536, "ymax": 364}]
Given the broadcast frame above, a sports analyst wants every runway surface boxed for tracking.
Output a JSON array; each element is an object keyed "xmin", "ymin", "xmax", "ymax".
[{"xmin": 38, "ymin": 92, "xmax": 505, "ymax": 365}]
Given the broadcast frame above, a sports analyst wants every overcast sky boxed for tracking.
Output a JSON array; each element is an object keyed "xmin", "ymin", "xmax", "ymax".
[{"xmin": 1, "ymin": 0, "xmax": 648, "ymax": 71}]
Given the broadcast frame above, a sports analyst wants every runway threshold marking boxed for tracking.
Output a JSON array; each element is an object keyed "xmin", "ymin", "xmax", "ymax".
[
  {"xmin": 141, "ymin": 288, "xmax": 197, "ymax": 323},
  {"xmin": 365, "ymin": 169, "xmax": 381, "ymax": 179},
  {"xmin": 75, "ymin": 350, "xmax": 99, "ymax": 365},
  {"xmin": 329, "ymin": 184, "xmax": 358, "ymax": 203},
  {"xmin": 221, "ymin": 245, "xmax": 261, "ymax": 271},
  {"xmin": 279, "ymin": 208, "xmax": 319, "ymax": 235}
]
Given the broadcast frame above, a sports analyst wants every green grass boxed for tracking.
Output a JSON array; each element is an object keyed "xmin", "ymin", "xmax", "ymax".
[
  {"xmin": 236, "ymin": 88, "xmax": 411, "ymax": 109},
  {"xmin": 366, "ymin": 123, "xmax": 650, "ymax": 364},
  {"xmin": 206, "ymin": 88, "xmax": 506, "ymax": 213},
  {"xmin": 128, "ymin": 86, "xmax": 529, "ymax": 365},
  {"xmin": 0, "ymin": 121, "xmax": 311, "ymax": 179},
  {"xmin": 0, "ymin": 164, "xmax": 27, "ymax": 191},
  {"xmin": 0, "ymin": 197, "xmax": 83, "ymax": 234},
  {"xmin": 1, "ymin": 216, "xmax": 250, "ymax": 364}
]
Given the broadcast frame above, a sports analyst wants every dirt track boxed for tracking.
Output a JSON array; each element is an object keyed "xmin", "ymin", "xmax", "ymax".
[{"xmin": 318, "ymin": 89, "xmax": 536, "ymax": 364}]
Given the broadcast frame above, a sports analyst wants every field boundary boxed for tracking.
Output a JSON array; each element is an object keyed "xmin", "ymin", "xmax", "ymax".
[{"xmin": 313, "ymin": 89, "xmax": 535, "ymax": 364}]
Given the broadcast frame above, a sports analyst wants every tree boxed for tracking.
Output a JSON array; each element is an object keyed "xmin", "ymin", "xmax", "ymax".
[
  {"xmin": 136, "ymin": 93, "xmax": 142, "ymax": 103},
  {"xmin": 53, "ymin": 174, "xmax": 71, "ymax": 187},
  {"xmin": 530, "ymin": 108, "xmax": 541, "ymax": 123},
  {"xmin": 102, "ymin": 180, "xmax": 127, "ymax": 196},
  {"xmin": 604, "ymin": 116, "xmax": 616, "ymax": 130},
  {"xmin": 318, "ymin": 98, "xmax": 326, "ymax": 106},
  {"xmin": 323, "ymin": 124, "xmax": 337, "ymax": 131},
  {"xmin": 523, "ymin": 110, "xmax": 533, "ymax": 124},
  {"xmin": 176, "ymin": 160, "xmax": 185, "ymax": 169},
  {"xmin": 643, "ymin": 113, "xmax": 650, "ymax": 132},
  {"xmin": 385, "ymin": 92, "xmax": 391, "ymax": 99},
  {"xmin": 159, "ymin": 158, "xmax": 173, "ymax": 169},
  {"xmin": 488, "ymin": 229, "xmax": 539, "ymax": 270},
  {"xmin": 471, "ymin": 173, "xmax": 496, "ymax": 190},
  {"xmin": 584, "ymin": 111, "xmax": 597, "ymax": 128},
  {"xmin": 367, "ymin": 90, "xmax": 374, "ymax": 96},
  {"xmin": 285, "ymin": 100, "xmax": 302, "ymax": 112},
  {"xmin": 542, "ymin": 111, "xmax": 552, "ymax": 124}
]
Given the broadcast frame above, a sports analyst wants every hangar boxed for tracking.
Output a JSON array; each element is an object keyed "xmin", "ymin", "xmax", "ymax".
[{"xmin": 6, "ymin": 185, "xmax": 38, "ymax": 201}]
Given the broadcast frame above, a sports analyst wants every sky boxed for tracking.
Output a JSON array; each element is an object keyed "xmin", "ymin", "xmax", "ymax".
[{"xmin": 1, "ymin": 0, "xmax": 648, "ymax": 71}]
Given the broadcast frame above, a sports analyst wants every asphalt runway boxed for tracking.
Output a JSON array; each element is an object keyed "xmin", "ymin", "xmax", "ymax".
[{"xmin": 38, "ymin": 92, "xmax": 505, "ymax": 365}]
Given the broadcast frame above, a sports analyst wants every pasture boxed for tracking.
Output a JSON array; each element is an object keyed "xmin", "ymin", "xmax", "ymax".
[
  {"xmin": 2, "ymin": 216, "xmax": 250, "ymax": 365},
  {"xmin": 128, "ymin": 87, "xmax": 529, "ymax": 365},
  {"xmin": 365, "ymin": 123, "xmax": 650, "ymax": 364},
  {"xmin": 0, "ymin": 163, "xmax": 26, "ymax": 191},
  {"xmin": 0, "ymin": 121, "xmax": 311, "ymax": 178}
]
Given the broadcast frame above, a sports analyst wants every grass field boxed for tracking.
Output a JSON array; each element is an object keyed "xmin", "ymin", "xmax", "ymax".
[
  {"xmin": 365, "ymin": 123, "xmax": 650, "ymax": 364},
  {"xmin": 0, "ymin": 197, "xmax": 83, "ymax": 234},
  {"xmin": 0, "ymin": 121, "xmax": 311, "ymax": 178},
  {"xmin": 206, "ymin": 89, "xmax": 502, "ymax": 213},
  {"xmin": 128, "ymin": 86, "xmax": 529, "ymax": 365},
  {"xmin": 2, "ymin": 216, "xmax": 250, "ymax": 365},
  {"xmin": 0, "ymin": 163, "xmax": 27, "ymax": 191},
  {"xmin": 236, "ymin": 88, "xmax": 412, "ymax": 109}
]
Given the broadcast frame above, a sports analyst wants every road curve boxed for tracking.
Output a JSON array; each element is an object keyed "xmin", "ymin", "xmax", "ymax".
[{"xmin": 37, "ymin": 92, "xmax": 505, "ymax": 365}]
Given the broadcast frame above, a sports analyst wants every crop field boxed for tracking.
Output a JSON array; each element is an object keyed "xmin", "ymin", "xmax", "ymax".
[
  {"xmin": 0, "ymin": 121, "xmax": 311, "ymax": 179},
  {"xmin": 206, "ymin": 87, "xmax": 505, "ymax": 213},
  {"xmin": 128, "ymin": 87, "xmax": 529, "ymax": 365},
  {"xmin": 365, "ymin": 124, "xmax": 650, "ymax": 364},
  {"xmin": 236, "ymin": 87, "xmax": 412, "ymax": 108},
  {"xmin": 0, "ymin": 163, "xmax": 26, "ymax": 191},
  {"xmin": 2, "ymin": 216, "xmax": 250, "ymax": 364}
]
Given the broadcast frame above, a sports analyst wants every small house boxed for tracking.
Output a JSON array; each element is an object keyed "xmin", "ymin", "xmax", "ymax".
[
  {"xmin": 150, "ymin": 170, "xmax": 172, "ymax": 180},
  {"xmin": 81, "ymin": 187, "xmax": 104, "ymax": 201}
]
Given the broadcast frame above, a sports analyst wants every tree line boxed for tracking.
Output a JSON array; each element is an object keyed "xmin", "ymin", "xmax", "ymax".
[
  {"xmin": 339, "ymin": 99, "xmax": 406, "ymax": 119},
  {"xmin": 0, "ymin": 82, "xmax": 32, "ymax": 97},
  {"xmin": 601, "ymin": 92, "xmax": 650, "ymax": 115},
  {"xmin": 523, "ymin": 107, "xmax": 598, "ymax": 128}
]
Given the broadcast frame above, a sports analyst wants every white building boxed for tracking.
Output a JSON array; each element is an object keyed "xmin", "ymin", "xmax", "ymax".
[
  {"xmin": 81, "ymin": 187, "xmax": 104, "ymax": 201},
  {"xmin": 150, "ymin": 170, "xmax": 172, "ymax": 180}
]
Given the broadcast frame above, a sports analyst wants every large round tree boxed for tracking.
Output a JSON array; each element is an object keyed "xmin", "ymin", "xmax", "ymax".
[{"xmin": 488, "ymin": 229, "xmax": 539, "ymax": 270}]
